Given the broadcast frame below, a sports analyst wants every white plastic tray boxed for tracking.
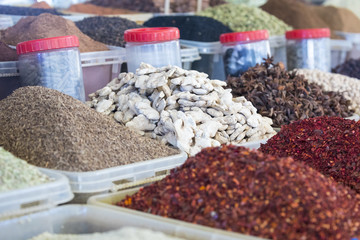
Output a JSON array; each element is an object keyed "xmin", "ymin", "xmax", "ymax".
[
  {"xmin": 0, "ymin": 169, "xmax": 73, "ymax": 220},
  {"xmin": 88, "ymin": 189, "xmax": 266, "ymax": 240},
  {"xmin": 41, "ymin": 151, "xmax": 187, "ymax": 194}
]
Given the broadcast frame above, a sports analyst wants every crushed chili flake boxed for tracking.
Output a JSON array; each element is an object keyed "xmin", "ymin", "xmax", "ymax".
[
  {"xmin": 117, "ymin": 145, "xmax": 360, "ymax": 240},
  {"xmin": 260, "ymin": 116, "xmax": 360, "ymax": 193}
]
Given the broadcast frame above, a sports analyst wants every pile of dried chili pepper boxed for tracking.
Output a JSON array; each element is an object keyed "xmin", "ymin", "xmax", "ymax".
[
  {"xmin": 117, "ymin": 145, "xmax": 360, "ymax": 240},
  {"xmin": 260, "ymin": 116, "xmax": 360, "ymax": 193}
]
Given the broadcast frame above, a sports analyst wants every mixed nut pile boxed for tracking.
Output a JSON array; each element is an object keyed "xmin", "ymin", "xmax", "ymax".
[{"xmin": 88, "ymin": 63, "xmax": 275, "ymax": 155}]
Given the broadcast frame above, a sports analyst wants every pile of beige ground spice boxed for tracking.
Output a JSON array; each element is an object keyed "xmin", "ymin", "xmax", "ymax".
[
  {"xmin": 0, "ymin": 13, "xmax": 108, "ymax": 53},
  {"xmin": 67, "ymin": 3, "xmax": 138, "ymax": 15},
  {"xmin": 0, "ymin": 86, "xmax": 179, "ymax": 172}
]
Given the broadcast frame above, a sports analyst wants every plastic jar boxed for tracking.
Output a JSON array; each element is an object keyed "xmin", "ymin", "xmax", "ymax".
[
  {"xmin": 124, "ymin": 27, "xmax": 181, "ymax": 73},
  {"xmin": 286, "ymin": 28, "xmax": 331, "ymax": 72},
  {"xmin": 220, "ymin": 29, "xmax": 271, "ymax": 77},
  {"xmin": 17, "ymin": 35, "xmax": 85, "ymax": 101}
]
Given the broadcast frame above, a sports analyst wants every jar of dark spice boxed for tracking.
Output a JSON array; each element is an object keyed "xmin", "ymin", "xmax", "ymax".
[
  {"xmin": 220, "ymin": 30, "xmax": 271, "ymax": 77},
  {"xmin": 17, "ymin": 35, "xmax": 85, "ymax": 101},
  {"xmin": 124, "ymin": 27, "xmax": 181, "ymax": 73},
  {"xmin": 286, "ymin": 28, "xmax": 330, "ymax": 72}
]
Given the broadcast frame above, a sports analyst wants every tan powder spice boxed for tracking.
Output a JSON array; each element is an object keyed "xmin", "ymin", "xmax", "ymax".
[
  {"xmin": 0, "ymin": 13, "xmax": 108, "ymax": 53},
  {"xmin": 0, "ymin": 86, "xmax": 179, "ymax": 172},
  {"xmin": 67, "ymin": 3, "xmax": 139, "ymax": 15}
]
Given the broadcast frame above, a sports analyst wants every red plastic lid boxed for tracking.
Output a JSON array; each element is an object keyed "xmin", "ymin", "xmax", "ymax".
[
  {"xmin": 286, "ymin": 28, "xmax": 330, "ymax": 39},
  {"xmin": 124, "ymin": 27, "xmax": 180, "ymax": 42},
  {"xmin": 220, "ymin": 30, "xmax": 269, "ymax": 44},
  {"xmin": 16, "ymin": 35, "xmax": 79, "ymax": 55}
]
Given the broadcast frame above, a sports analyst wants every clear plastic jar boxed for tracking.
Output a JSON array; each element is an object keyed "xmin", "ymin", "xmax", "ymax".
[
  {"xmin": 286, "ymin": 28, "xmax": 331, "ymax": 72},
  {"xmin": 220, "ymin": 30, "xmax": 271, "ymax": 77},
  {"xmin": 17, "ymin": 35, "xmax": 85, "ymax": 101},
  {"xmin": 124, "ymin": 27, "xmax": 182, "ymax": 73}
]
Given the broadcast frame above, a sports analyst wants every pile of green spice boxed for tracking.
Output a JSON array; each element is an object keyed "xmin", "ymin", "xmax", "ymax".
[
  {"xmin": 260, "ymin": 116, "xmax": 360, "ymax": 193},
  {"xmin": 197, "ymin": 3, "xmax": 292, "ymax": 36},
  {"xmin": 118, "ymin": 145, "xmax": 360, "ymax": 240},
  {"xmin": 226, "ymin": 58, "xmax": 353, "ymax": 127},
  {"xmin": 0, "ymin": 86, "xmax": 179, "ymax": 172},
  {"xmin": 0, "ymin": 147, "xmax": 50, "ymax": 192}
]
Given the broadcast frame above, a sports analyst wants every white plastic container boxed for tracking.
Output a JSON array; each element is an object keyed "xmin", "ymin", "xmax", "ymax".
[
  {"xmin": 220, "ymin": 30, "xmax": 271, "ymax": 77},
  {"xmin": 0, "ymin": 61, "xmax": 20, "ymax": 100},
  {"xmin": 269, "ymin": 35, "xmax": 287, "ymax": 68},
  {"xmin": 0, "ymin": 169, "xmax": 73, "ymax": 220},
  {"xmin": 335, "ymin": 31, "xmax": 360, "ymax": 59},
  {"xmin": 125, "ymin": 27, "xmax": 182, "ymax": 73},
  {"xmin": 180, "ymin": 40, "xmax": 225, "ymax": 80},
  {"xmin": 0, "ymin": 15, "xmax": 13, "ymax": 30},
  {"xmin": 80, "ymin": 48, "xmax": 126, "ymax": 99},
  {"xmin": 88, "ymin": 189, "xmax": 265, "ymax": 240},
  {"xmin": 17, "ymin": 35, "xmax": 85, "ymax": 101},
  {"xmin": 330, "ymin": 39, "xmax": 352, "ymax": 68},
  {"xmin": 181, "ymin": 46, "xmax": 201, "ymax": 70},
  {"xmin": 41, "ymin": 151, "xmax": 187, "ymax": 203},
  {"xmin": 286, "ymin": 28, "xmax": 331, "ymax": 72},
  {"xmin": 0, "ymin": 205, "xmax": 265, "ymax": 240}
]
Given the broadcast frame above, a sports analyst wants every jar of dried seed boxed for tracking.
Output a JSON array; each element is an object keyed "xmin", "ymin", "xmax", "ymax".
[
  {"xmin": 220, "ymin": 29, "xmax": 271, "ymax": 77},
  {"xmin": 17, "ymin": 35, "xmax": 85, "ymax": 101},
  {"xmin": 124, "ymin": 27, "xmax": 182, "ymax": 73},
  {"xmin": 286, "ymin": 28, "xmax": 330, "ymax": 72}
]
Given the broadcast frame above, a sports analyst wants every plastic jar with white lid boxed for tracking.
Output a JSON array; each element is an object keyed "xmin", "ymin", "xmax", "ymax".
[
  {"xmin": 220, "ymin": 29, "xmax": 271, "ymax": 77},
  {"xmin": 124, "ymin": 27, "xmax": 181, "ymax": 73},
  {"xmin": 286, "ymin": 28, "xmax": 331, "ymax": 72},
  {"xmin": 17, "ymin": 35, "xmax": 85, "ymax": 101}
]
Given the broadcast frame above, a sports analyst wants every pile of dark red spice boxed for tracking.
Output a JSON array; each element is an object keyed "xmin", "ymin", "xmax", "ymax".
[
  {"xmin": 226, "ymin": 57, "xmax": 353, "ymax": 127},
  {"xmin": 117, "ymin": 145, "xmax": 360, "ymax": 240},
  {"xmin": 260, "ymin": 116, "xmax": 360, "ymax": 193}
]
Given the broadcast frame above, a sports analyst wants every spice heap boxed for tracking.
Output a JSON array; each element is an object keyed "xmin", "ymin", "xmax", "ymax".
[
  {"xmin": 31, "ymin": 227, "xmax": 185, "ymax": 240},
  {"xmin": 0, "ymin": 41, "xmax": 17, "ymax": 61},
  {"xmin": 295, "ymin": 69, "xmax": 360, "ymax": 114},
  {"xmin": 144, "ymin": 16, "xmax": 232, "ymax": 42},
  {"xmin": 0, "ymin": 13, "xmax": 108, "ymax": 53},
  {"xmin": 67, "ymin": 3, "xmax": 138, "ymax": 15},
  {"xmin": 76, "ymin": 17, "xmax": 142, "ymax": 47},
  {"xmin": 332, "ymin": 58, "xmax": 360, "ymax": 79},
  {"xmin": 0, "ymin": 5, "xmax": 62, "ymax": 16},
  {"xmin": 88, "ymin": 63, "xmax": 275, "ymax": 156},
  {"xmin": 169, "ymin": 0, "xmax": 225, "ymax": 13},
  {"xmin": 89, "ymin": 0, "xmax": 160, "ymax": 12},
  {"xmin": 198, "ymin": 4, "xmax": 292, "ymax": 36},
  {"xmin": 227, "ymin": 58, "xmax": 353, "ymax": 127},
  {"xmin": 0, "ymin": 86, "xmax": 179, "ymax": 172},
  {"xmin": 118, "ymin": 145, "xmax": 360, "ymax": 240},
  {"xmin": 0, "ymin": 147, "xmax": 50, "ymax": 192},
  {"xmin": 260, "ymin": 116, "xmax": 360, "ymax": 193},
  {"xmin": 30, "ymin": 1, "xmax": 52, "ymax": 9}
]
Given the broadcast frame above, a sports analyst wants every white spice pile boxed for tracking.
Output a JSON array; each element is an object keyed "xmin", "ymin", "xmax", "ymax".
[{"xmin": 0, "ymin": 86, "xmax": 179, "ymax": 172}]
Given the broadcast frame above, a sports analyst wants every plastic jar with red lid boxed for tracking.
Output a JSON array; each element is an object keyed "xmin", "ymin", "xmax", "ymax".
[
  {"xmin": 220, "ymin": 30, "xmax": 271, "ymax": 77},
  {"xmin": 17, "ymin": 35, "xmax": 85, "ymax": 101},
  {"xmin": 286, "ymin": 28, "xmax": 330, "ymax": 72},
  {"xmin": 124, "ymin": 27, "xmax": 181, "ymax": 72}
]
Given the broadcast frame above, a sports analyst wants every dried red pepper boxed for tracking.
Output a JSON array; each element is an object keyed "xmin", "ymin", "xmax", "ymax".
[
  {"xmin": 260, "ymin": 116, "xmax": 360, "ymax": 192},
  {"xmin": 117, "ymin": 145, "xmax": 360, "ymax": 240}
]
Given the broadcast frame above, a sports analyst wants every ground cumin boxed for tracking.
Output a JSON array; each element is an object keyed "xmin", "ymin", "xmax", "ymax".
[
  {"xmin": 67, "ymin": 3, "xmax": 138, "ymax": 15},
  {"xmin": 0, "ymin": 13, "xmax": 108, "ymax": 53},
  {"xmin": 0, "ymin": 86, "xmax": 179, "ymax": 172}
]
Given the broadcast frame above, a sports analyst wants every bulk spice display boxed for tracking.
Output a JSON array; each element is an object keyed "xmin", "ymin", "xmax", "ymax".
[
  {"xmin": 0, "ymin": 147, "xmax": 50, "ymax": 192},
  {"xmin": 75, "ymin": 17, "xmax": 142, "ymax": 48},
  {"xmin": 0, "ymin": 86, "xmax": 179, "ymax": 172},
  {"xmin": 0, "ymin": 4, "xmax": 63, "ymax": 16},
  {"xmin": 295, "ymin": 68, "xmax": 360, "ymax": 114},
  {"xmin": 0, "ymin": 13, "xmax": 108, "ymax": 53},
  {"xmin": 89, "ymin": 0, "xmax": 160, "ymax": 12},
  {"xmin": 332, "ymin": 58, "xmax": 360, "ymax": 79},
  {"xmin": 144, "ymin": 16, "xmax": 232, "ymax": 42},
  {"xmin": 88, "ymin": 63, "xmax": 275, "ymax": 156},
  {"xmin": 197, "ymin": 3, "xmax": 292, "ymax": 36},
  {"xmin": 226, "ymin": 57, "xmax": 353, "ymax": 127},
  {"xmin": 260, "ymin": 116, "xmax": 360, "ymax": 193},
  {"xmin": 118, "ymin": 145, "xmax": 360, "ymax": 240}
]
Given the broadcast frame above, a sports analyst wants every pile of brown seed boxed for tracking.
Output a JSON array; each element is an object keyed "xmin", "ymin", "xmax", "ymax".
[
  {"xmin": 227, "ymin": 58, "xmax": 353, "ymax": 127},
  {"xmin": 0, "ymin": 86, "xmax": 179, "ymax": 172}
]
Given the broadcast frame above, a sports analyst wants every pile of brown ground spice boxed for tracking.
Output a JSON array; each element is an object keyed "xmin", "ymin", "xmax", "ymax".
[
  {"xmin": 0, "ymin": 13, "xmax": 108, "ymax": 53},
  {"xmin": 30, "ymin": 1, "xmax": 52, "ymax": 9},
  {"xmin": 67, "ymin": 3, "xmax": 138, "ymax": 15},
  {"xmin": 118, "ymin": 145, "xmax": 360, "ymax": 240},
  {"xmin": 0, "ymin": 86, "xmax": 179, "ymax": 172},
  {"xmin": 0, "ymin": 41, "xmax": 18, "ymax": 61}
]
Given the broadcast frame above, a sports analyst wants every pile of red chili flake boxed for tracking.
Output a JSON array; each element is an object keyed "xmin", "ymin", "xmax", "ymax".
[
  {"xmin": 117, "ymin": 145, "xmax": 360, "ymax": 240},
  {"xmin": 260, "ymin": 116, "xmax": 360, "ymax": 192}
]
